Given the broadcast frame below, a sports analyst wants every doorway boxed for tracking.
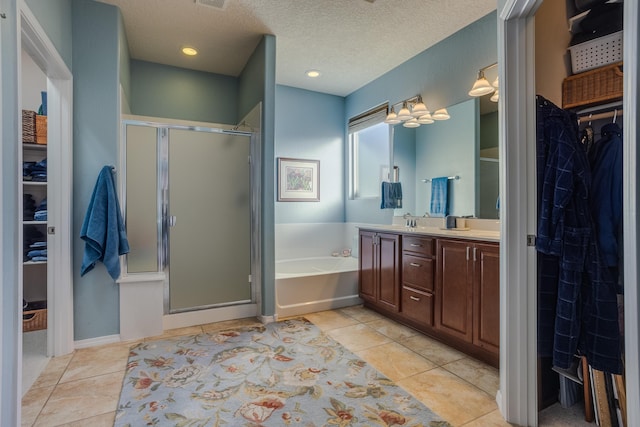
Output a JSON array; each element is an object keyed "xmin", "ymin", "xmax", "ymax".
[{"xmin": 18, "ymin": 2, "xmax": 74, "ymax": 398}]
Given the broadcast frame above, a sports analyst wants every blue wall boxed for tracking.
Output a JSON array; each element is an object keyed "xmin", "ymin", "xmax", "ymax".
[
  {"xmin": 71, "ymin": 0, "xmax": 123, "ymax": 340},
  {"xmin": 130, "ymin": 60, "xmax": 238, "ymax": 123},
  {"xmin": 275, "ymin": 85, "xmax": 346, "ymax": 224},
  {"xmin": 345, "ymin": 12, "xmax": 497, "ymax": 224},
  {"xmin": 25, "ymin": 0, "xmax": 73, "ymax": 71}
]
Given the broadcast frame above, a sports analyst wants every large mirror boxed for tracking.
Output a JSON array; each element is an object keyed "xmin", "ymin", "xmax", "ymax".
[{"xmin": 391, "ymin": 97, "xmax": 499, "ymax": 219}]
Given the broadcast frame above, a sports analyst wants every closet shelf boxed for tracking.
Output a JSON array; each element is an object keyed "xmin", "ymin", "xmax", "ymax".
[
  {"xmin": 22, "ymin": 181, "xmax": 47, "ymax": 186},
  {"xmin": 23, "ymin": 220, "xmax": 47, "ymax": 225},
  {"xmin": 22, "ymin": 143, "xmax": 47, "ymax": 151},
  {"xmin": 24, "ymin": 261, "xmax": 47, "ymax": 266}
]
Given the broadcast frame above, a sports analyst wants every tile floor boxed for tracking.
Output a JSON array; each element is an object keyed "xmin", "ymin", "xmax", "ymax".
[{"xmin": 21, "ymin": 306, "xmax": 591, "ymax": 426}]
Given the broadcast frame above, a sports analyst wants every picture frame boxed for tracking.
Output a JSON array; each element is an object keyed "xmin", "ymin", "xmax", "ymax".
[{"xmin": 277, "ymin": 157, "xmax": 320, "ymax": 202}]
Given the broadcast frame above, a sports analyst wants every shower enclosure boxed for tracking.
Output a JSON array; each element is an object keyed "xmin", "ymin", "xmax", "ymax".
[{"xmin": 122, "ymin": 117, "xmax": 256, "ymax": 314}]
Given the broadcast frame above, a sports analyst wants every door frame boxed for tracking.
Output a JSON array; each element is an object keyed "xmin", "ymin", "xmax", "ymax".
[
  {"xmin": 19, "ymin": 0, "xmax": 74, "ymax": 358},
  {"xmin": 498, "ymin": 1, "xmax": 639, "ymax": 425}
]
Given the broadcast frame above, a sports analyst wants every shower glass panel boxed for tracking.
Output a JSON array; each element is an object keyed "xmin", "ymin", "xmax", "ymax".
[
  {"xmin": 167, "ymin": 128, "xmax": 251, "ymax": 312},
  {"xmin": 125, "ymin": 124, "xmax": 159, "ymax": 273}
]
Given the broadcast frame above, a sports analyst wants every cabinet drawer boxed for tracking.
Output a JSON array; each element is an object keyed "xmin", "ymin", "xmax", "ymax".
[
  {"xmin": 401, "ymin": 286, "xmax": 433, "ymax": 327},
  {"xmin": 402, "ymin": 254, "xmax": 434, "ymax": 292},
  {"xmin": 403, "ymin": 236, "xmax": 434, "ymax": 256}
]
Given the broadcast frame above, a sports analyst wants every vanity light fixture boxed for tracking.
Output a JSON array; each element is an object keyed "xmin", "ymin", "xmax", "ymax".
[
  {"xmin": 396, "ymin": 101, "xmax": 413, "ymax": 121},
  {"xmin": 469, "ymin": 62, "xmax": 498, "ymax": 97},
  {"xmin": 490, "ymin": 90, "xmax": 500, "ymax": 103},
  {"xmin": 384, "ymin": 95, "xmax": 443, "ymax": 127},
  {"xmin": 181, "ymin": 46, "xmax": 198, "ymax": 56},
  {"xmin": 403, "ymin": 118, "xmax": 420, "ymax": 128},
  {"xmin": 411, "ymin": 95, "xmax": 429, "ymax": 117},
  {"xmin": 432, "ymin": 108, "xmax": 450, "ymax": 120},
  {"xmin": 384, "ymin": 106, "xmax": 402, "ymax": 124}
]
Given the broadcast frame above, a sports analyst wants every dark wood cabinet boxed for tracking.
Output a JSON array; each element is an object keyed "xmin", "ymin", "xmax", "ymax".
[
  {"xmin": 473, "ymin": 243, "xmax": 500, "ymax": 353},
  {"xmin": 358, "ymin": 229, "xmax": 500, "ymax": 367},
  {"xmin": 401, "ymin": 235, "xmax": 435, "ymax": 327},
  {"xmin": 435, "ymin": 239, "xmax": 473, "ymax": 342},
  {"xmin": 358, "ymin": 230, "xmax": 400, "ymax": 312},
  {"xmin": 436, "ymin": 239, "xmax": 500, "ymax": 362}
]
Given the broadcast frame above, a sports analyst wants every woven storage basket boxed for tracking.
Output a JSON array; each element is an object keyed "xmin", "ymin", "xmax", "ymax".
[
  {"xmin": 562, "ymin": 62, "xmax": 623, "ymax": 109},
  {"xmin": 23, "ymin": 308, "xmax": 47, "ymax": 332},
  {"xmin": 35, "ymin": 115, "xmax": 48, "ymax": 145},
  {"xmin": 22, "ymin": 110, "xmax": 36, "ymax": 143}
]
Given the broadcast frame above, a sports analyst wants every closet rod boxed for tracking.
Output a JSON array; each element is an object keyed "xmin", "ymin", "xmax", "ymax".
[
  {"xmin": 578, "ymin": 109, "xmax": 623, "ymax": 124},
  {"xmin": 575, "ymin": 100, "xmax": 622, "ymax": 116}
]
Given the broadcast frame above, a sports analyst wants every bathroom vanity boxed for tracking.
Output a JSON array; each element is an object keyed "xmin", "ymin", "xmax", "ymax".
[{"xmin": 358, "ymin": 225, "xmax": 500, "ymax": 367}]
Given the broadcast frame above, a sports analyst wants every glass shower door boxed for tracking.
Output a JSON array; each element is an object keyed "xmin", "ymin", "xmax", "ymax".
[{"xmin": 167, "ymin": 128, "xmax": 252, "ymax": 312}]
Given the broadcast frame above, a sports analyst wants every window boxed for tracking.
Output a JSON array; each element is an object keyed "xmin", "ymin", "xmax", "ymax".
[{"xmin": 348, "ymin": 104, "xmax": 390, "ymax": 199}]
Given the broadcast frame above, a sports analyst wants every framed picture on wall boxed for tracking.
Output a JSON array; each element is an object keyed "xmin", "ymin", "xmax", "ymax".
[{"xmin": 277, "ymin": 157, "xmax": 320, "ymax": 202}]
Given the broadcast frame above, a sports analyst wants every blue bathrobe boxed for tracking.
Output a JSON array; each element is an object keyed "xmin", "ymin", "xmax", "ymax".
[{"xmin": 80, "ymin": 166, "xmax": 130, "ymax": 280}]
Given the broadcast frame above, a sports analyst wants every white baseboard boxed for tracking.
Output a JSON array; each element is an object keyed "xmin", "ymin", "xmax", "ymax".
[{"xmin": 73, "ymin": 334, "xmax": 121, "ymax": 349}]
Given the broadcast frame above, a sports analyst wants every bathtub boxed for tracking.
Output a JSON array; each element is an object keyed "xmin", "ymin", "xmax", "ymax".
[{"xmin": 275, "ymin": 256, "xmax": 362, "ymax": 318}]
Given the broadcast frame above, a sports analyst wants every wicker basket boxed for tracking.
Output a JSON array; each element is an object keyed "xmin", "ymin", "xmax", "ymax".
[
  {"xmin": 35, "ymin": 115, "xmax": 48, "ymax": 145},
  {"xmin": 562, "ymin": 62, "xmax": 623, "ymax": 109},
  {"xmin": 23, "ymin": 308, "xmax": 47, "ymax": 332},
  {"xmin": 569, "ymin": 31, "xmax": 622, "ymax": 74},
  {"xmin": 22, "ymin": 110, "xmax": 36, "ymax": 143}
]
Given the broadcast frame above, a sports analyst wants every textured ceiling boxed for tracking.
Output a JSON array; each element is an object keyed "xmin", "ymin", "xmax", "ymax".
[{"xmin": 99, "ymin": 0, "xmax": 496, "ymax": 97}]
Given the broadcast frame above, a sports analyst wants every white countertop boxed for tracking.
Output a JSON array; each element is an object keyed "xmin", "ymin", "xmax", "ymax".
[{"xmin": 358, "ymin": 224, "xmax": 500, "ymax": 243}]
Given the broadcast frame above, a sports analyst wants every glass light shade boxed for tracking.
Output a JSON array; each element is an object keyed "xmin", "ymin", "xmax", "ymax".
[
  {"xmin": 384, "ymin": 107, "xmax": 401, "ymax": 124},
  {"xmin": 411, "ymin": 101, "xmax": 428, "ymax": 118},
  {"xmin": 469, "ymin": 77, "xmax": 495, "ymax": 96},
  {"xmin": 403, "ymin": 118, "xmax": 420, "ymax": 128},
  {"xmin": 432, "ymin": 108, "xmax": 450, "ymax": 120},
  {"xmin": 492, "ymin": 76, "xmax": 499, "ymax": 88},
  {"xmin": 396, "ymin": 102, "xmax": 412, "ymax": 121},
  {"xmin": 417, "ymin": 113, "xmax": 434, "ymax": 124},
  {"xmin": 490, "ymin": 90, "xmax": 499, "ymax": 103}
]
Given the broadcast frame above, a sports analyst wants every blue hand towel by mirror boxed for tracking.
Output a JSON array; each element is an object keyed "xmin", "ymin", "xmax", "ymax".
[
  {"xmin": 429, "ymin": 177, "xmax": 449, "ymax": 217},
  {"xmin": 380, "ymin": 181, "xmax": 403, "ymax": 209},
  {"xmin": 80, "ymin": 166, "xmax": 130, "ymax": 280}
]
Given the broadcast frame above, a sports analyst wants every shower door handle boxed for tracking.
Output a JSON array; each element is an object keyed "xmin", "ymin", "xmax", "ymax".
[{"xmin": 168, "ymin": 215, "xmax": 177, "ymax": 227}]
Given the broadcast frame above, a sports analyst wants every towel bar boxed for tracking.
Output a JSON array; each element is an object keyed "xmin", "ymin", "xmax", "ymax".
[{"xmin": 421, "ymin": 175, "xmax": 459, "ymax": 183}]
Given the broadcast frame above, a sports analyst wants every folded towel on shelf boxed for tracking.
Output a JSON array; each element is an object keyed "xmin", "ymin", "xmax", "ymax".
[
  {"xmin": 27, "ymin": 249, "xmax": 47, "ymax": 258},
  {"xmin": 380, "ymin": 181, "xmax": 403, "ymax": 209},
  {"xmin": 33, "ymin": 210, "xmax": 47, "ymax": 221},
  {"xmin": 429, "ymin": 177, "xmax": 449, "ymax": 217},
  {"xmin": 80, "ymin": 166, "xmax": 130, "ymax": 280}
]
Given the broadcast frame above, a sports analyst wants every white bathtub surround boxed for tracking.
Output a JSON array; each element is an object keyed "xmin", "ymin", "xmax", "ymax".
[
  {"xmin": 275, "ymin": 222, "xmax": 359, "ymax": 260},
  {"xmin": 274, "ymin": 223, "xmax": 362, "ymax": 318},
  {"xmin": 117, "ymin": 272, "xmax": 166, "ymax": 340}
]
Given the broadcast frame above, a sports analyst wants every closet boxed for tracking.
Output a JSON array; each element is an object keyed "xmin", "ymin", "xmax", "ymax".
[
  {"xmin": 20, "ymin": 48, "xmax": 50, "ymax": 392},
  {"xmin": 535, "ymin": 1, "xmax": 625, "ymax": 425}
]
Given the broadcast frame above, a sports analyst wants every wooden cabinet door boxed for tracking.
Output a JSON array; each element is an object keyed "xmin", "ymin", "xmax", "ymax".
[
  {"xmin": 358, "ymin": 231, "xmax": 377, "ymax": 303},
  {"xmin": 377, "ymin": 233, "xmax": 400, "ymax": 312},
  {"xmin": 473, "ymin": 243, "xmax": 500, "ymax": 353},
  {"xmin": 436, "ymin": 239, "xmax": 473, "ymax": 342}
]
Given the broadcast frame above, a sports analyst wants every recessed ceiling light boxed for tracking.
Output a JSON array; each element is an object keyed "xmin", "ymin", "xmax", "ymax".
[
  {"xmin": 181, "ymin": 46, "xmax": 198, "ymax": 56},
  {"xmin": 306, "ymin": 70, "xmax": 321, "ymax": 78}
]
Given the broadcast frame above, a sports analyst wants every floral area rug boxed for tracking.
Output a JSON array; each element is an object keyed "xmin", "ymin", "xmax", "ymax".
[{"xmin": 114, "ymin": 317, "xmax": 451, "ymax": 426}]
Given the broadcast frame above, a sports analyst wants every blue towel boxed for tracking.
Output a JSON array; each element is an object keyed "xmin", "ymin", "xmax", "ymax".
[
  {"xmin": 80, "ymin": 166, "xmax": 130, "ymax": 280},
  {"xmin": 429, "ymin": 177, "xmax": 449, "ymax": 217},
  {"xmin": 380, "ymin": 181, "xmax": 403, "ymax": 209}
]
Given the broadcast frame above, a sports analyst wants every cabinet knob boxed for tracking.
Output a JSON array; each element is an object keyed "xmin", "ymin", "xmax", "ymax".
[
  {"xmin": 410, "ymin": 262, "xmax": 421, "ymax": 267},
  {"xmin": 410, "ymin": 295, "xmax": 420, "ymax": 302}
]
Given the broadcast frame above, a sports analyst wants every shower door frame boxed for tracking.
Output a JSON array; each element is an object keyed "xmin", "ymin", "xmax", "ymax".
[{"xmin": 120, "ymin": 117, "xmax": 260, "ymax": 317}]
